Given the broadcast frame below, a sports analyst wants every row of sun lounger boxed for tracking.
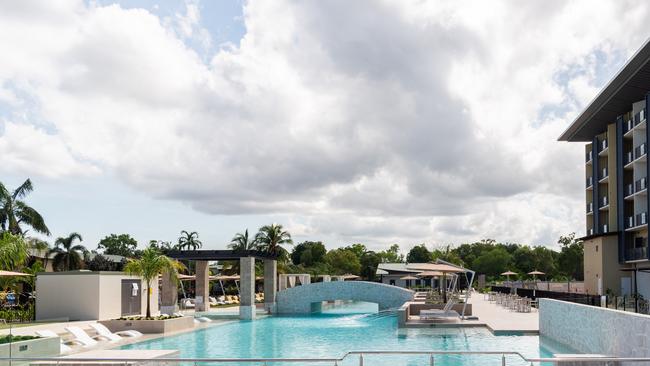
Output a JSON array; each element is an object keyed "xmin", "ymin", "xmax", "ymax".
[
  {"xmin": 182, "ymin": 294, "xmax": 266, "ymax": 308},
  {"xmin": 35, "ymin": 323, "xmax": 143, "ymax": 354}
]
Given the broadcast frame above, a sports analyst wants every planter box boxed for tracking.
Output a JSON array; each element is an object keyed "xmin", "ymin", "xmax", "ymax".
[
  {"xmin": 0, "ymin": 336, "xmax": 60, "ymax": 366},
  {"xmin": 99, "ymin": 316, "xmax": 194, "ymax": 334}
]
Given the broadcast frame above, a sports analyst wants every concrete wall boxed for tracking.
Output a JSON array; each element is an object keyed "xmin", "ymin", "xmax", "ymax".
[
  {"xmin": 36, "ymin": 271, "xmax": 158, "ymax": 321},
  {"xmin": 583, "ymin": 235, "xmax": 620, "ymax": 295},
  {"xmin": 276, "ymin": 281, "xmax": 414, "ymax": 313},
  {"xmin": 540, "ymin": 298, "xmax": 650, "ymax": 356}
]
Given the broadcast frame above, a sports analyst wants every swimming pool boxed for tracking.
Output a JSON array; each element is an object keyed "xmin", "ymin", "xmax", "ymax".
[{"xmin": 121, "ymin": 302, "xmax": 576, "ymax": 366}]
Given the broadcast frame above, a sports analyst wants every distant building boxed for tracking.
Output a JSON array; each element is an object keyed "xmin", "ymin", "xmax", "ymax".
[
  {"xmin": 559, "ymin": 40, "xmax": 650, "ymax": 297},
  {"xmin": 376, "ymin": 263, "xmax": 436, "ymax": 288}
]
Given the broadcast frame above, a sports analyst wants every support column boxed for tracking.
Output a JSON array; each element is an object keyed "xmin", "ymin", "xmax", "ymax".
[
  {"xmin": 239, "ymin": 257, "xmax": 256, "ymax": 320},
  {"xmin": 160, "ymin": 272, "xmax": 178, "ymax": 315},
  {"xmin": 195, "ymin": 260, "xmax": 210, "ymax": 312},
  {"xmin": 263, "ymin": 259, "xmax": 277, "ymax": 313}
]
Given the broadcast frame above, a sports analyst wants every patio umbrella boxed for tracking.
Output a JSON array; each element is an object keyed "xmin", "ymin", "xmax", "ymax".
[
  {"xmin": 528, "ymin": 270, "xmax": 545, "ymax": 294},
  {"xmin": 501, "ymin": 271, "xmax": 517, "ymax": 282},
  {"xmin": 400, "ymin": 275, "xmax": 418, "ymax": 280},
  {"xmin": 0, "ymin": 271, "xmax": 31, "ymax": 276},
  {"xmin": 416, "ymin": 271, "xmax": 443, "ymax": 277}
]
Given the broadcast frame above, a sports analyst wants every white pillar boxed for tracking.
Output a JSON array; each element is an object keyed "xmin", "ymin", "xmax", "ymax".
[
  {"xmin": 264, "ymin": 259, "xmax": 277, "ymax": 313},
  {"xmin": 239, "ymin": 257, "xmax": 256, "ymax": 320}
]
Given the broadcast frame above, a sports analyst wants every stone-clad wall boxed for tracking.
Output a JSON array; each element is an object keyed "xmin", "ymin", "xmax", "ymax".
[
  {"xmin": 276, "ymin": 281, "xmax": 414, "ymax": 313},
  {"xmin": 540, "ymin": 298, "xmax": 650, "ymax": 356}
]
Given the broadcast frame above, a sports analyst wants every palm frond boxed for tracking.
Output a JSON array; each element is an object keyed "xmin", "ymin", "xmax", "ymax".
[
  {"xmin": 15, "ymin": 201, "xmax": 50, "ymax": 235},
  {"xmin": 12, "ymin": 179, "xmax": 33, "ymax": 200}
]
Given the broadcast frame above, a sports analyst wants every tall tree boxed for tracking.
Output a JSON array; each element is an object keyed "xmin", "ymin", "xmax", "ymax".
[
  {"xmin": 557, "ymin": 233, "xmax": 584, "ymax": 280},
  {"xmin": 325, "ymin": 248, "xmax": 361, "ymax": 275},
  {"xmin": 0, "ymin": 179, "xmax": 50, "ymax": 236},
  {"xmin": 255, "ymin": 224, "xmax": 293, "ymax": 255},
  {"xmin": 291, "ymin": 241, "xmax": 326, "ymax": 266},
  {"xmin": 0, "ymin": 232, "xmax": 29, "ymax": 270},
  {"xmin": 406, "ymin": 244, "xmax": 432, "ymax": 263},
  {"xmin": 49, "ymin": 232, "xmax": 87, "ymax": 271},
  {"xmin": 177, "ymin": 231, "xmax": 202, "ymax": 250},
  {"xmin": 228, "ymin": 229, "xmax": 257, "ymax": 251},
  {"xmin": 97, "ymin": 234, "xmax": 139, "ymax": 257},
  {"xmin": 378, "ymin": 244, "xmax": 404, "ymax": 263},
  {"xmin": 124, "ymin": 247, "xmax": 184, "ymax": 318}
]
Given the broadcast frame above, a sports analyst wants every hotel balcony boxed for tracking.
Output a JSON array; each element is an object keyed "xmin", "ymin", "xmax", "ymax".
[
  {"xmin": 598, "ymin": 138, "xmax": 608, "ymax": 156},
  {"xmin": 586, "ymin": 150, "xmax": 593, "ymax": 164},
  {"xmin": 624, "ymin": 108, "xmax": 647, "ymax": 137},
  {"xmin": 599, "ymin": 195, "xmax": 609, "ymax": 210},
  {"xmin": 626, "ymin": 177, "xmax": 648, "ymax": 200},
  {"xmin": 587, "ymin": 228, "xmax": 594, "ymax": 236},
  {"xmin": 598, "ymin": 167, "xmax": 608, "ymax": 183},
  {"xmin": 600, "ymin": 224, "xmax": 609, "ymax": 233},
  {"xmin": 626, "ymin": 245, "xmax": 648, "ymax": 262},
  {"xmin": 586, "ymin": 202, "xmax": 594, "ymax": 214},
  {"xmin": 624, "ymin": 142, "xmax": 647, "ymax": 168},
  {"xmin": 626, "ymin": 212, "xmax": 648, "ymax": 231},
  {"xmin": 586, "ymin": 176, "xmax": 593, "ymax": 190}
]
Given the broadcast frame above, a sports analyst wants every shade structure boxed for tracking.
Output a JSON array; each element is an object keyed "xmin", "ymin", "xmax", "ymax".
[
  {"xmin": 406, "ymin": 263, "xmax": 465, "ymax": 273},
  {"xmin": 211, "ymin": 275, "xmax": 240, "ymax": 281},
  {"xmin": 400, "ymin": 275, "xmax": 419, "ymax": 280},
  {"xmin": 528, "ymin": 270, "xmax": 545, "ymax": 276},
  {"xmin": 341, "ymin": 274, "xmax": 360, "ymax": 280},
  {"xmin": 416, "ymin": 271, "xmax": 443, "ymax": 277},
  {"xmin": 501, "ymin": 271, "xmax": 517, "ymax": 276},
  {"xmin": 0, "ymin": 270, "xmax": 31, "ymax": 276}
]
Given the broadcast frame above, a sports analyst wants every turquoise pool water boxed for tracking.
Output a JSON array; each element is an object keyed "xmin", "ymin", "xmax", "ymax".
[{"xmin": 121, "ymin": 302, "xmax": 576, "ymax": 366}]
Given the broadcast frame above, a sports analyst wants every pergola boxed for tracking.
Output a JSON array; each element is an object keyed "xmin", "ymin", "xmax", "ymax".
[{"xmin": 165, "ymin": 250, "xmax": 278, "ymax": 320}]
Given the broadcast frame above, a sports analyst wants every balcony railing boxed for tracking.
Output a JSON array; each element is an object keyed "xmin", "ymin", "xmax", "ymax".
[
  {"xmin": 587, "ymin": 228, "xmax": 594, "ymax": 236},
  {"xmin": 601, "ymin": 224, "xmax": 609, "ymax": 233},
  {"xmin": 626, "ymin": 143, "xmax": 647, "ymax": 165},
  {"xmin": 586, "ymin": 150, "xmax": 593, "ymax": 163},
  {"xmin": 586, "ymin": 202, "xmax": 593, "ymax": 213},
  {"xmin": 586, "ymin": 176, "xmax": 593, "ymax": 188},
  {"xmin": 626, "ymin": 246, "xmax": 648, "ymax": 261},
  {"xmin": 625, "ymin": 177, "xmax": 648, "ymax": 198},
  {"xmin": 600, "ymin": 167, "xmax": 608, "ymax": 180},
  {"xmin": 634, "ymin": 108, "xmax": 646, "ymax": 125},
  {"xmin": 627, "ymin": 212, "xmax": 648, "ymax": 229},
  {"xmin": 636, "ymin": 177, "xmax": 648, "ymax": 192},
  {"xmin": 600, "ymin": 139, "xmax": 608, "ymax": 152},
  {"xmin": 600, "ymin": 196, "xmax": 608, "ymax": 208}
]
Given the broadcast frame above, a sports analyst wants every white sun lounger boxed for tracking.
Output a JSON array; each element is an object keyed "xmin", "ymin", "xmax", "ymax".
[
  {"xmin": 420, "ymin": 298, "xmax": 459, "ymax": 319},
  {"xmin": 35, "ymin": 330, "xmax": 73, "ymax": 353},
  {"xmin": 64, "ymin": 326, "xmax": 100, "ymax": 346},
  {"xmin": 90, "ymin": 323, "xmax": 143, "ymax": 340}
]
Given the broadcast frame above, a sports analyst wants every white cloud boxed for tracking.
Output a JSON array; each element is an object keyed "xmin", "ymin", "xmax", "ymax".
[{"xmin": 1, "ymin": 0, "xmax": 650, "ymax": 247}]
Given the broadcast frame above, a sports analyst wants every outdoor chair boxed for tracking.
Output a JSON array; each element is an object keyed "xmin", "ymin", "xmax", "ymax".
[
  {"xmin": 90, "ymin": 323, "xmax": 142, "ymax": 339},
  {"xmin": 64, "ymin": 326, "xmax": 101, "ymax": 346}
]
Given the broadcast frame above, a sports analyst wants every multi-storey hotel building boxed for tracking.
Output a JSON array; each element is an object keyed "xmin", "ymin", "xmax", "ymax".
[{"xmin": 560, "ymin": 41, "xmax": 650, "ymax": 297}]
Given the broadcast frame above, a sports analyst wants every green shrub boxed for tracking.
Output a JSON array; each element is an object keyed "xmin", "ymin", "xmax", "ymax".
[{"xmin": 0, "ymin": 335, "xmax": 39, "ymax": 344}]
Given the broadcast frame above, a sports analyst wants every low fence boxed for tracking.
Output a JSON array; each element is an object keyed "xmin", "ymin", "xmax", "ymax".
[
  {"xmin": 492, "ymin": 285, "xmax": 650, "ymax": 315},
  {"xmin": 490, "ymin": 286, "xmax": 601, "ymax": 306}
]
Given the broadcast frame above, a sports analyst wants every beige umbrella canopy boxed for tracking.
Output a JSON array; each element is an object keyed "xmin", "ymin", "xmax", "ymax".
[
  {"xmin": 501, "ymin": 271, "xmax": 517, "ymax": 276},
  {"xmin": 0, "ymin": 270, "xmax": 31, "ymax": 276},
  {"xmin": 416, "ymin": 271, "xmax": 443, "ymax": 277},
  {"xmin": 400, "ymin": 275, "xmax": 419, "ymax": 280},
  {"xmin": 407, "ymin": 263, "xmax": 465, "ymax": 273},
  {"xmin": 528, "ymin": 270, "xmax": 545, "ymax": 276},
  {"xmin": 341, "ymin": 274, "xmax": 360, "ymax": 280}
]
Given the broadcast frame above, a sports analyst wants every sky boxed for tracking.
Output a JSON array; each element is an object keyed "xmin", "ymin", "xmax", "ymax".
[{"xmin": 1, "ymin": 0, "xmax": 650, "ymax": 253}]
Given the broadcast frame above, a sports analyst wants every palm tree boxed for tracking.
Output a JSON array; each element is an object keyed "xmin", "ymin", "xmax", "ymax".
[
  {"xmin": 0, "ymin": 179, "xmax": 50, "ymax": 236},
  {"xmin": 228, "ymin": 229, "xmax": 257, "ymax": 251},
  {"xmin": 49, "ymin": 232, "xmax": 87, "ymax": 271},
  {"xmin": 124, "ymin": 247, "xmax": 184, "ymax": 318},
  {"xmin": 0, "ymin": 232, "xmax": 29, "ymax": 270},
  {"xmin": 177, "ymin": 231, "xmax": 202, "ymax": 250},
  {"xmin": 25, "ymin": 237, "xmax": 50, "ymax": 268},
  {"xmin": 255, "ymin": 223, "xmax": 293, "ymax": 256}
]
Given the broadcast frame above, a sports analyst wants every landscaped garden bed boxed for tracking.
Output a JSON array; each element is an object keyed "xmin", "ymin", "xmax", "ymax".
[{"xmin": 100, "ymin": 315, "xmax": 194, "ymax": 334}]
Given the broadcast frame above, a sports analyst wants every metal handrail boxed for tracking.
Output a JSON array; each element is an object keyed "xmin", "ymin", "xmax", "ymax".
[{"xmin": 4, "ymin": 350, "xmax": 650, "ymax": 364}]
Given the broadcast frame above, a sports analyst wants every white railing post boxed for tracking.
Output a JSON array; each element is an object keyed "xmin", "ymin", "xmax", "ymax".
[
  {"xmin": 359, "ymin": 353, "xmax": 364, "ymax": 366},
  {"xmin": 502, "ymin": 354, "xmax": 506, "ymax": 366}
]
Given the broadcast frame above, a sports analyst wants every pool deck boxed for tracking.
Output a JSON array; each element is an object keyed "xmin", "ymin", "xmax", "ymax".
[{"xmin": 405, "ymin": 293, "xmax": 539, "ymax": 334}]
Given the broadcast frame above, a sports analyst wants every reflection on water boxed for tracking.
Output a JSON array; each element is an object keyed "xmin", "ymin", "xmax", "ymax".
[{"xmin": 122, "ymin": 301, "xmax": 578, "ymax": 366}]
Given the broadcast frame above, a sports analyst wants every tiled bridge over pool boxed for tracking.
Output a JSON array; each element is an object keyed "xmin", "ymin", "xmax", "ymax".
[{"xmin": 276, "ymin": 280, "xmax": 415, "ymax": 313}]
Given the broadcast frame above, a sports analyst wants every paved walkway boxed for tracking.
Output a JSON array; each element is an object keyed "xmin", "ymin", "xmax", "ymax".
[
  {"xmin": 469, "ymin": 292, "xmax": 538, "ymax": 333},
  {"xmin": 406, "ymin": 292, "xmax": 539, "ymax": 334}
]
